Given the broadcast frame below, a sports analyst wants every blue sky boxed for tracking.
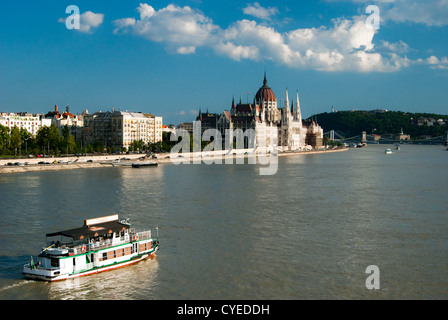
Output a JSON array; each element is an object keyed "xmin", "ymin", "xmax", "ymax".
[{"xmin": 0, "ymin": 0, "xmax": 447, "ymax": 125}]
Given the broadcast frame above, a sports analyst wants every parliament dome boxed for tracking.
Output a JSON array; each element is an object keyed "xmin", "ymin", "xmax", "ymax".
[{"xmin": 255, "ymin": 72, "xmax": 276, "ymax": 102}]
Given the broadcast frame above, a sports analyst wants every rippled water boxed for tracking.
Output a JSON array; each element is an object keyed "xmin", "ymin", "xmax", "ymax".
[{"xmin": 0, "ymin": 144, "xmax": 447, "ymax": 299}]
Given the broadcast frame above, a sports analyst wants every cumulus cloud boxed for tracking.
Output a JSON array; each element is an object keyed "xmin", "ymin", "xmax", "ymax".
[
  {"xmin": 59, "ymin": 11, "xmax": 104, "ymax": 33},
  {"xmin": 113, "ymin": 3, "xmax": 444, "ymax": 73},
  {"xmin": 113, "ymin": 3, "xmax": 218, "ymax": 54},
  {"xmin": 425, "ymin": 56, "xmax": 448, "ymax": 69},
  {"xmin": 243, "ymin": 2, "xmax": 279, "ymax": 20},
  {"xmin": 381, "ymin": 0, "xmax": 448, "ymax": 26},
  {"xmin": 328, "ymin": 0, "xmax": 448, "ymax": 26},
  {"xmin": 217, "ymin": 16, "xmax": 408, "ymax": 72}
]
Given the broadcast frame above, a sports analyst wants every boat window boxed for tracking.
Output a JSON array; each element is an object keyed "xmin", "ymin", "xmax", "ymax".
[
  {"xmin": 51, "ymin": 258, "xmax": 59, "ymax": 268},
  {"xmin": 102, "ymin": 252, "xmax": 107, "ymax": 261}
]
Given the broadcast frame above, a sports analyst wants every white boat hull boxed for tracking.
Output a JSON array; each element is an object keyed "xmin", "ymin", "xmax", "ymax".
[{"xmin": 23, "ymin": 247, "xmax": 158, "ymax": 281}]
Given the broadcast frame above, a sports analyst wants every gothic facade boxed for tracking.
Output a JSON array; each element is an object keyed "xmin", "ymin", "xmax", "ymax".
[{"xmin": 198, "ymin": 73, "xmax": 323, "ymax": 152}]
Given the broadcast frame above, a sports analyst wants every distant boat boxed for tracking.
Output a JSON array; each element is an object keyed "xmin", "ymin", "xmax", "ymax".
[
  {"xmin": 132, "ymin": 162, "xmax": 158, "ymax": 168},
  {"xmin": 385, "ymin": 148, "xmax": 393, "ymax": 154}
]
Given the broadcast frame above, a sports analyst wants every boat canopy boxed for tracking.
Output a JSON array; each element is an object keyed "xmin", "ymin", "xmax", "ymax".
[{"xmin": 46, "ymin": 221, "xmax": 130, "ymax": 241}]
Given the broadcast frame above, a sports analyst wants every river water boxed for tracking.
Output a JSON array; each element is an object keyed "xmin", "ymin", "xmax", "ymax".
[{"xmin": 0, "ymin": 144, "xmax": 447, "ymax": 300}]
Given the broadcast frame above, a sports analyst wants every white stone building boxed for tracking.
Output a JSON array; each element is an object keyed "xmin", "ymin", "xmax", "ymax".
[
  {"xmin": 0, "ymin": 112, "xmax": 51, "ymax": 135},
  {"xmin": 83, "ymin": 110, "xmax": 163, "ymax": 150}
]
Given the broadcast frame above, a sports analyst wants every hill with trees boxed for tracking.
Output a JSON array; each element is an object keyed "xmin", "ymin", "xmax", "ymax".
[{"xmin": 310, "ymin": 110, "xmax": 448, "ymax": 139}]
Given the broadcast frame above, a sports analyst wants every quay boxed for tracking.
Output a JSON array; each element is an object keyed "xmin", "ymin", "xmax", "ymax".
[{"xmin": 0, "ymin": 147, "xmax": 348, "ymax": 174}]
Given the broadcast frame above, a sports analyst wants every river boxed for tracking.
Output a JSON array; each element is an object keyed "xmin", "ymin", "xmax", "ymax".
[{"xmin": 0, "ymin": 144, "xmax": 447, "ymax": 299}]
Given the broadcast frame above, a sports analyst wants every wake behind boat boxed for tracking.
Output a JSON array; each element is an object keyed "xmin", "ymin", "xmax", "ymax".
[{"xmin": 22, "ymin": 215, "xmax": 159, "ymax": 281}]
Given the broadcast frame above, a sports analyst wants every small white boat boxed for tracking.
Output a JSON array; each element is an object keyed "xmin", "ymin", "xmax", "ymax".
[
  {"xmin": 385, "ymin": 148, "xmax": 393, "ymax": 154},
  {"xmin": 23, "ymin": 215, "xmax": 159, "ymax": 281}
]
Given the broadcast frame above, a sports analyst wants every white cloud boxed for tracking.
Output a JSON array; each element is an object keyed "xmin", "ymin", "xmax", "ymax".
[
  {"xmin": 113, "ymin": 4, "xmax": 218, "ymax": 54},
  {"xmin": 380, "ymin": 40, "xmax": 410, "ymax": 54},
  {"xmin": 177, "ymin": 46, "xmax": 196, "ymax": 54},
  {"xmin": 382, "ymin": 0, "xmax": 448, "ymax": 26},
  {"xmin": 219, "ymin": 16, "xmax": 401, "ymax": 72},
  {"xmin": 243, "ymin": 2, "xmax": 279, "ymax": 20},
  {"xmin": 113, "ymin": 3, "xmax": 444, "ymax": 73},
  {"xmin": 113, "ymin": 18, "xmax": 136, "ymax": 34},
  {"xmin": 426, "ymin": 55, "xmax": 448, "ymax": 69},
  {"xmin": 328, "ymin": 0, "xmax": 448, "ymax": 26}
]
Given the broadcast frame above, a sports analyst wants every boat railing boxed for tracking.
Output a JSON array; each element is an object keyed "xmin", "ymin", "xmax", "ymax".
[
  {"xmin": 44, "ymin": 229, "xmax": 154, "ymax": 254},
  {"xmin": 130, "ymin": 229, "xmax": 152, "ymax": 241},
  {"xmin": 88, "ymin": 238, "xmax": 116, "ymax": 252}
]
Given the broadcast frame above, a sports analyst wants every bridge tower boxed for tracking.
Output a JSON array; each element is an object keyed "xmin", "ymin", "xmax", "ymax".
[{"xmin": 361, "ymin": 131, "xmax": 367, "ymax": 144}]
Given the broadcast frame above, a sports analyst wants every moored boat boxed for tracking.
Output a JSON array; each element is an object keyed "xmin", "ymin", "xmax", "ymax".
[
  {"xmin": 132, "ymin": 162, "xmax": 158, "ymax": 168},
  {"xmin": 22, "ymin": 215, "xmax": 159, "ymax": 281}
]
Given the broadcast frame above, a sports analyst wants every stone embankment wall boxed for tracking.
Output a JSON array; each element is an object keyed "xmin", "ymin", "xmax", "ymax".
[{"xmin": 0, "ymin": 148, "xmax": 348, "ymax": 174}]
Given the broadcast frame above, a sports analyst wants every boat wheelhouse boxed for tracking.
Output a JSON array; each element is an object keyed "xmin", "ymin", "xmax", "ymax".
[{"xmin": 22, "ymin": 215, "xmax": 159, "ymax": 281}]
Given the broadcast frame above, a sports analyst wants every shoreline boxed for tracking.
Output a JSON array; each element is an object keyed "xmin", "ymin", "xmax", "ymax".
[{"xmin": 0, "ymin": 148, "xmax": 348, "ymax": 175}]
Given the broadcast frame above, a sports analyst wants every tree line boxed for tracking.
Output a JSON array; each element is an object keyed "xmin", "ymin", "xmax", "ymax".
[
  {"xmin": 0, "ymin": 124, "xmax": 176, "ymax": 157},
  {"xmin": 312, "ymin": 110, "xmax": 448, "ymax": 138}
]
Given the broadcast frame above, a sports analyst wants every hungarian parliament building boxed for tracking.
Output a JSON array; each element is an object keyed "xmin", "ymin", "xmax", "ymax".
[{"xmin": 188, "ymin": 73, "xmax": 323, "ymax": 152}]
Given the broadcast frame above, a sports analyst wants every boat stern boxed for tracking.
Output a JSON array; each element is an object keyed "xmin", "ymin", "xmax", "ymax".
[{"xmin": 22, "ymin": 263, "xmax": 64, "ymax": 281}]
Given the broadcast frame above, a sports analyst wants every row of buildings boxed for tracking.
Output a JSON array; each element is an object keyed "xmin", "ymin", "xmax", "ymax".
[
  {"xmin": 178, "ymin": 73, "xmax": 324, "ymax": 151},
  {"xmin": 0, "ymin": 106, "xmax": 163, "ymax": 150},
  {"xmin": 2, "ymin": 73, "xmax": 323, "ymax": 152}
]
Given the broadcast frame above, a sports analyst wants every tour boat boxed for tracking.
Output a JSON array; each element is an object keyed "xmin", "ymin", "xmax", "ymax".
[{"xmin": 22, "ymin": 215, "xmax": 159, "ymax": 281}]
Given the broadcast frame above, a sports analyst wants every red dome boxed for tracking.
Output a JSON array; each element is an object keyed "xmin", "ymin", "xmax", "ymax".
[{"xmin": 255, "ymin": 73, "xmax": 276, "ymax": 102}]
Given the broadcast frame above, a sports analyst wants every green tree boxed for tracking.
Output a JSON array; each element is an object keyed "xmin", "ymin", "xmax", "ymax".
[
  {"xmin": 20, "ymin": 127, "xmax": 35, "ymax": 155},
  {"xmin": 10, "ymin": 126, "xmax": 22, "ymax": 156},
  {"xmin": 0, "ymin": 124, "xmax": 10, "ymax": 154},
  {"xmin": 36, "ymin": 124, "xmax": 62, "ymax": 155},
  {"xmin": 66, "ymin": 135, "xmax": 76, "ymax": 154}
]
